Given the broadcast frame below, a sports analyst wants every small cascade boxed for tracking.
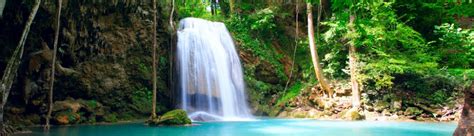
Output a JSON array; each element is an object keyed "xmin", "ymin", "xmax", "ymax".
[{"xmin": 177, "ymin": 17, "xmax": 253, "ymax": 121}]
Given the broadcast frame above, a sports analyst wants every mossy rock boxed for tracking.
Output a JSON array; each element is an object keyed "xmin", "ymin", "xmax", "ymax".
[
  {"xmin": 148, "ymin": 109, "xmax": 192, "ymax": 126},
  {"xmin": 343, "ymin": 108, "xmax": 364, "ymax": 120},
  {"xmin": 404, "ymin": 107, "xmax": 423, "ymax": 116}
]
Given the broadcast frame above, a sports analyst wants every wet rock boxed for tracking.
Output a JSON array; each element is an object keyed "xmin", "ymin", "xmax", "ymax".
[{"xmin": 148, "ymin": 109, "xmax": 192, "ymax": 126}]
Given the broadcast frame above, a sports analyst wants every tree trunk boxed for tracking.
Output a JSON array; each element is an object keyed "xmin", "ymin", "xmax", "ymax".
[
  {"xmin": 45, "ymin": 0, "xmax": 61, "ymax": 130},
  {"xmin": 284, "ymin": 0, "xmax": 300, "ymax": 92},
  {"xmin": 169, "ymin": 0, "xmax": 175, "ymax": 106},
  {"xmin": 211, "ymin": 0, "xmax": 216, "ymax": 15},
  {"xmin": 151, "ymin": 0, "xmax": 157, "ymax": 119},
  {"xmin": 306, "ymin": 3, "xmax": 334, "ymax": 97},
  {"xmin": 348, "ymin": 15, "xmax": 360, "ymax": 108},
  {"xmin": 0, "ymin": 0, "xmax": 41, "ymax": 129},
  {"xmin": 170, "ymin": 0, "xmax": 175, "ymax": 29},
  {"xmin": 453, "ymin": 82, "xmax": 474, "ymax": 136},
  {"xmin": 229, "ymin": 0, "xmax": 234, "ymax": 14}
]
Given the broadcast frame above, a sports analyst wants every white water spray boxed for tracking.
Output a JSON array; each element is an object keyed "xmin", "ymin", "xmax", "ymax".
[{"xmin": 177, "ymin": 17, "xmax": 253, "ymax": 121}]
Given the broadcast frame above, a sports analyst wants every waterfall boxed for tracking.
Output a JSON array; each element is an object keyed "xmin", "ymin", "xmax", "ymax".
[{"xmin": 177, "ymin": 17, "xmax": 253, "ymax": 121}]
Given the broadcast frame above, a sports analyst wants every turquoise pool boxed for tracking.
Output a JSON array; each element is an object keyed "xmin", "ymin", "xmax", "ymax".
[{"xmin": 20, "ymin": 119, "xmax": 456, "ymax": 136}]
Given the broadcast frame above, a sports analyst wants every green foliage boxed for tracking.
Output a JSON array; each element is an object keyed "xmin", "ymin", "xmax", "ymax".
[
  {"xmin": 226, "ymin": 12, "xmax": 287, "ymax": 81},
  {"xmin": 130, "ymin": 87, "xmax": 153, "ymax": 114},
  {"xmin": 433, "ymin": 23, "xmax": 474, "ymax": 68},
  {"xmin": 393, "ymin": 70, "xmax": 463, "ymax": 105},
  {"xmin": 176, "ymin": 1, "xmax": 225, "ymax": 21},
  {"xmin": 324, "ymin": 1, "xmax": 437, "ymax": 89},
  {"xmin": 249, "ymin": 7, "xmax": 276, "ymax": 32},
  {"xmin": 448, "ymin": 69, "xmax": 474, "ymax": 80},
  {"xmin": 448, "ymin": 4, "xmax": 474, "ymax": 17},
  {"xmin": 177, "ymin": 1, "xmax": 209, "ymax": 18},
  {"xmin": 85, "ymin": 100, "xmax": 98, "ymax": 110},
  {"xmin": 103, "ymin": 113, "xmax": 118, "ymax": 122},
  {"xmin": 276, "ymin": 82, "xmax": 304, "ymax": 106},
  {"xmin": 172, "ymin": 0, "xmax": 472, "ymax": 115}
]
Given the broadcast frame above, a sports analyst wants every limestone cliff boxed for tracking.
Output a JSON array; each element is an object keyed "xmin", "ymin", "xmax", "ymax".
[{"xmin": 0, "ymin": 0, "xmax": 175, "ymax": 125}]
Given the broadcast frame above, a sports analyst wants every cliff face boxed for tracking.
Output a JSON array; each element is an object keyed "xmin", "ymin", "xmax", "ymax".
[{"xmin": 0, "ymin": 0, "xmax": 175, "ymax": 125}]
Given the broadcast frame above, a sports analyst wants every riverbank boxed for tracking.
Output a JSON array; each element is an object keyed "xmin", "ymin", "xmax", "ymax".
[{"xmin": 273, "ymin": 84, "xmax": 463, "ymax": 123}]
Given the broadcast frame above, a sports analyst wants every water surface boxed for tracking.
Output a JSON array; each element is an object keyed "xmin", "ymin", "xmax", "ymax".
[{"xmin": 21, "ymin": 119, "xmax": 456, "ymax": 136}]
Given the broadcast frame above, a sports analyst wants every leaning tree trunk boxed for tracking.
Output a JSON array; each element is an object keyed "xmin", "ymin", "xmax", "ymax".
[
  {"xmin": 348, "ymin": 15, "xmax": 360, "ymax": 108},
  {"xmin": 151, "ymin": 0, "xmax": 158, "ymax": 119},
  {"xmin": 306, "ymin": 3, "xmax": 334, "ymax": 97},
  {"xmin": 45, "ymin": 0, "xmax": 61, "ymax": 130},
  {"xmin": 453, "ymin": 82, "xmax": 474, "ymax": 136},
  {"xmin": 0, "ymin": 0, "xmax": 41, "ymax": 130}
]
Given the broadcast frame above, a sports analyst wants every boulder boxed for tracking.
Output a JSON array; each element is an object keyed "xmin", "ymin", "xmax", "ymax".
[
  {"xmin": 343, "ymin": 108, "xmax": 364, "ymax": 120},
  {"xmin": 148, "ymin": 109, "xmax": 192, "ymax": 126}
]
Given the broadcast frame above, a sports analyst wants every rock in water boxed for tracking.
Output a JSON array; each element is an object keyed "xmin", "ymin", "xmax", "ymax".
[
  {"xmin": 148, "ymin": 109, "xmax": 192, "ymax": 126},
  {"xmin": 453, "ymin": 82, "xmax": 474, "ymax": 136},
  {"xmin": 344, "ymin": 108, "xmax": 364, "ymax": 120}
]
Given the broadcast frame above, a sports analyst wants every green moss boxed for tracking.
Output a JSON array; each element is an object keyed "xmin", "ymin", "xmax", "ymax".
[{"xmin": 149, "ymin": 109, "xmax": 191, "ymax": 126}]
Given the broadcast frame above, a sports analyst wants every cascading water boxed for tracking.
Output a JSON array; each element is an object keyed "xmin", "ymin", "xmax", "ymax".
[{"xmin": 177, "ymin": 17, "xmax": 253, "ymax": 121}]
